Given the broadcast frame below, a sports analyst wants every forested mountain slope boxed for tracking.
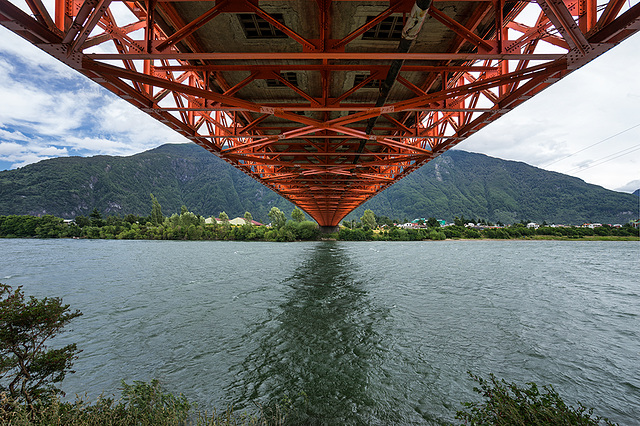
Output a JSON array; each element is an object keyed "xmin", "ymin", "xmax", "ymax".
[
  {"xmin": 351, "ymin": 150, "xmax": 638, "ymax": 225},
  {"xmin": 0, "ymin": 144, "xmax": 293, "ymax": 222},
  {"xmin": 0, "ymin": 143, "xmax": 636, "ymax": 224}
]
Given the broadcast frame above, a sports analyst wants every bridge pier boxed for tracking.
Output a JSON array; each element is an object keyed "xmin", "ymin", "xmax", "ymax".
[{"xmin": 319, "ymin": 225, "xmax": 339, "ymax": 234}]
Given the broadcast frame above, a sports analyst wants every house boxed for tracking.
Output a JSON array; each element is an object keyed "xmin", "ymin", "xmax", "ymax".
[
  {"xmin": 229, "ymin": 217, "xmax": 263, "ymax": 226},
  {"xmin": 527, "ymin": 222, "xmax": 539, "ymax": 229},
  {"xmin": 205, "ymin": 217, "xmax": 262, "ymax": 226},
  {"xmin": 397, "ymin": 222, "xmax": 417, "ymax": 229},
  {"xmin": 582, "ymin": 223, "xmax": 602, "ymax": 229}
]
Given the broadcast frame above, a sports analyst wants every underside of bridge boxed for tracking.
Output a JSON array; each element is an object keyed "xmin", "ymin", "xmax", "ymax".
[{"xmin": 1, "ymin": 0, "xmax": 638, "ymax": 226}]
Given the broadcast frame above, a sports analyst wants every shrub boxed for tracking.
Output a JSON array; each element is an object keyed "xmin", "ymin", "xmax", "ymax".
[
  {"xmin": 339, "ymin": 228, "xmax": 372, "ymax": 241},
  {"xmin": 386, "ymin": 227, "xmax": 409, "ymax": 241},
  {"xmin": 463, "ymin": 228, "xmax": 481, "ymax": 239},
  {"xmin": 0, "ymin": 380, "xmax": 292, "ymax": 425},
  {"xmin": 456, "ymin": 372, "xmax": 616, "ymax": 425},
  {"xmin": 483, "ymin": 228, "xmax": 510, "ymax": 239},
  {"xmin": 293, "ymin": 221, "xmax": 320, "ymax": 240},
  {"xmin": 429, "ymin": 230, "xmax": 446, "ymax": 240},
  {"xmin": 443, "ymin": 226, "xmax": 463, "ymax": 239}
]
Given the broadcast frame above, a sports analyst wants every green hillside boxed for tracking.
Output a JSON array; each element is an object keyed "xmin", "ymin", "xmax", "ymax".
[
  {"xmin": 349, "ymin": 150, "xmax": 639, "ymax": 225},
  {"xmin": 0, "ymin": 144, "xmax": 293, "ymax": 223},
  {"xmin": 0, "ymin": 143, "xmax": 637, "ymax": 225}
]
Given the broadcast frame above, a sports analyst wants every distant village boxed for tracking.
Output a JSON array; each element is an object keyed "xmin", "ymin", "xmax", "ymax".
[
  {"xmin": 199, "ymin": 214, "xmax": 640, "ymax": 231},
  {"xmin": 393, "ymin": 218, "xmax": 640, "ymax": 230}
]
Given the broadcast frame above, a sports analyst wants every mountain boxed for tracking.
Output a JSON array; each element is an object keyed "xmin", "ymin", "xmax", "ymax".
[
  {"xmin": 0, "ymin": 144, "xmax": 637, "ymax": 225},
  {"xmin": 634, "ymin": 189, "xmax": 639, "ymax": 197},
  {"xmin": 0, "ymin": 144, "xmax": 294, "ymax": 223},
  {"xmin": 350, "ymin": 150, "xmax": 639, "ymax": 225}
]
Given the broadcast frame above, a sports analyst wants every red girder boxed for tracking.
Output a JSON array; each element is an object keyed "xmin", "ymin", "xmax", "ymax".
[{"xmin": 1, "ymin": 0, "xmax": 638, "ymax": 227}]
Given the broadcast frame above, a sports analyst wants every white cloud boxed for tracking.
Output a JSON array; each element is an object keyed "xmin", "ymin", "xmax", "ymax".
[
  {"xmin": 0, "ymin": 128, "xmax": 29, "ymax": 143},
  {"xmin": 39, "ymin": 145, "xmax": 69, "ymax": 156},
  {"xmin": 0, "ymin": 25, "xmax": 189, "ymax": 169},
  {"xmin": 63, "ymin": 135, "xmax": 144, "ymax": 156},
  {"xmin": 458, "ymin": 31, "xmax": 640, "ymax": 191},
  {"xmin": 0, "ymin": 140, "xmax": 68, "ymax": 168},
  {"xmin": 11, "ymin": 154, "xmax": 57, "ymax": 169},
  {"xmin": 0, "ymin": 59, "xmax": 103, "ymax": 139},
  {"xmin": 93, "ymin": 96, "xmax": 188, "ymax": 147},
  {"xmin": 0, "ymin": 141, "xmax": 25, "ymax": 155},
  {"xmin": 617, "ymin": 180, "xmax": 640, "ymax": 193}
]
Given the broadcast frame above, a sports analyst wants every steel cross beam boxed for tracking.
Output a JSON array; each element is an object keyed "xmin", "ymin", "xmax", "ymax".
[{"xmin": 1, "ymin": 0, "xmax": 638, "ymax": 227}]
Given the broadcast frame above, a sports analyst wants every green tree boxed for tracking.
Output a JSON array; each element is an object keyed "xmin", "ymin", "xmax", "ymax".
[
  {"xmin": 291, "ymin": 207, "xmax": 305, "ymax": 223},
  {"xmin": 180, "ymin": 205, "xmax": 189, "ymax": 215},
  {"xmin": 293, "ymin": 221, "xmax": 319, "ymax": 240},
  {"xmin": 150, "ymin": 194, "xmax": 164, "ymax": 226},
  {"xmin": 268, "ymin": 207, "xmax": 286, "ymax": 229},
  {"xmin": 244, "ymin": 211, "xmax": 254, "ymax": 225},
  {"xmin": 124, "ymin": 214, "xmax": 139, "ymax": 224},
  {"xmin": 89, "ymin": 208, "xmax": 104, "ymax": 227},
  {"xmin": 219, "ymin": 211, "xmax": 229, "ymax": 224},
  {"xmin": 426, "ymin": 217, "xmax": 440, "ymax": 228},
  {"xmin": 35, "ymin": 215, "xmax": 65, "ymax": 238},
  {"xmin": 74, "ymin": 215, "xmax": 91, "ymax": 228},
  {"xmin": 0, "ymin": 284, "xmax": 82, "ymax": 407},
  {"xmin": 361, "ymin": 209, "xmax": 377, "ymax": 229},
  {"xmin": 374, "ymin": 215, "xmax": 394, "ymax": 227}
]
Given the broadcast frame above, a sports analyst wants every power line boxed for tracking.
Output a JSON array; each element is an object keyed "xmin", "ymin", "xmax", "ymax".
[
  {"xmin": 541, "ymin": 122, "xmax": 640, "ymax": 168},
  {"xmin": 566, "ymin": 143, "xmax": 640, "ymax": 175}
]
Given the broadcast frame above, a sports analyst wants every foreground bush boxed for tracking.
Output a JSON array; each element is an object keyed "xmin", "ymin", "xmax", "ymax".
[
  {"xmin": 1, "ymin": 379, "xmax": 291, "ymax": 425},
  {"xmin": 1, "ymin": 380, "xmax": 187, "ymax": 425},
  {"xmin": 2, "ymin": 374, "xmax": 617, "ymax": 425},
  {"xmin": 456, "ymin": 372, "xmax": 616, "ymax": 425}
]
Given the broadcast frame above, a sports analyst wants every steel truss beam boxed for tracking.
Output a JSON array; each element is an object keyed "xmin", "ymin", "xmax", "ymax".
[{"xmin": 1, "ymin": 0, "xmax": 638, "ymax": 226}]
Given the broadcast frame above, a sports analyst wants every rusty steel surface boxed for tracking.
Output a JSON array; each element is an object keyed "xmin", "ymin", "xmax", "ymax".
[{"xmin": 1, "ymin": 0, "xmax": 638, "ymax": 226}]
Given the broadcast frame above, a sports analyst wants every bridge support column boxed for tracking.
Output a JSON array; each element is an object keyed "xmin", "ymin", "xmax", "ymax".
[{"xmin": 319, "ymin": 225, "xmax": 339, "ymax": 234}]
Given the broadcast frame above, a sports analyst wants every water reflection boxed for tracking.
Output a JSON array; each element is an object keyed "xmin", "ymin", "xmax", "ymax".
[{"xmin": 230, "ymin": 242, "xmax": 391, "ymax": 424}]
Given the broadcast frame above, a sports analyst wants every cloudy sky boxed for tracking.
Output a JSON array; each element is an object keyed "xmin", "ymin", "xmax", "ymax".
[{"xmin": 0, "ymin": 18, "xmax": 639, "ymax": 193}]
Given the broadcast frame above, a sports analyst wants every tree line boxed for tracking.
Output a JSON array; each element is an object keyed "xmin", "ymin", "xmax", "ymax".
[
  {"xmin": 1, "ymin": 212, "xmax": 637, "ymax": 242},
  {"xmin": 0, "ymin": 197, "xmax": 319, "ymax": 242},
  {"xmin": 336, "ymin": 210, "xmax": 638, "ymax": 241},
  {"xmin": 1, "ymin": 198, "xmax": 637, "ymax": 241}
]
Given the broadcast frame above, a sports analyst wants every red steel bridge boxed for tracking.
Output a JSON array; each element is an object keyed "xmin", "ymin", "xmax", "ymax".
[{"xmin": 1, "ymin": 0, "xmax": 638, "ymax": 229}]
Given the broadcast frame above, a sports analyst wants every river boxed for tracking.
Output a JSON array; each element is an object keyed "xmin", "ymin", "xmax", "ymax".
[{"xmin": 1, "ymin": 239, "xmax": 638, "ymax": 424}]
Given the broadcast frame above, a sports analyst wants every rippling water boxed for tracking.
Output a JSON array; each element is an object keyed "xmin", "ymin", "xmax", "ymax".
[{"xmin": 1, "ymin": 239, "xmax": 639, "ymax": 424}]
